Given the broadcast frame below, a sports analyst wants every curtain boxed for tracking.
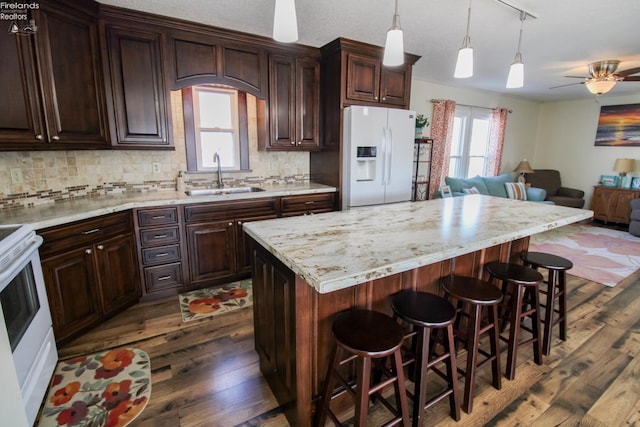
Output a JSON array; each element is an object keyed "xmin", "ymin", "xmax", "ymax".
[
  {"xmin": 428, "ymin": 99, "xmax": 456, "ymax": 198},
  {"xmin": 486, "ymin": 108, "xmax": 508, "ymax": 176}
]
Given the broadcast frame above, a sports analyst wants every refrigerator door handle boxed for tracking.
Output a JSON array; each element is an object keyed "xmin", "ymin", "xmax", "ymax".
[
  {"xmin": 387, "ymin": 128, "xmax": 394, "ymax": 184},
  {"xmin": 381, "ymin": 127, "xmax": 387, "ymax": 186}
]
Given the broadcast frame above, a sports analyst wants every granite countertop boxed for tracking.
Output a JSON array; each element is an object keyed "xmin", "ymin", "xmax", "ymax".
[
  {"xmin": 0, "ymin": 182, "xmax": 336, "ymax": 230},
  {"xmin": 243, "ymin": 195, "xmax": 594, "ymax": 294}
]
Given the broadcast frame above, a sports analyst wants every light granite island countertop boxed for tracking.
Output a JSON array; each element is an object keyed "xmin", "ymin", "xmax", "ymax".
[
  {"xmin": 244, "ymin": 194, "xmax": 594, "ymax": 426},
  {"xmin": 243, "ymin": 195, "xmax": 594, "ymax": 294}
]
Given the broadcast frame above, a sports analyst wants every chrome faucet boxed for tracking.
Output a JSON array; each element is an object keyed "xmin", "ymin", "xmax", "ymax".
[{"xmin": 213, "ymin": 152, "xmax": 223, "ymax": 189}]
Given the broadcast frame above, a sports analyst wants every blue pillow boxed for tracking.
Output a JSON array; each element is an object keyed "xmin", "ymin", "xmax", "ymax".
[
  {"xmin": 482, "ymin": 173, "xmax": 514, "ymax": 198},
  {"xmin": 445, "ymin": 175, "xmax": 489, "ymax": 195}
]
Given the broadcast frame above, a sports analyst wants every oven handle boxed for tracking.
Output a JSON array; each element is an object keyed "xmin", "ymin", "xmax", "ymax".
[{"xmin": 0, "ymin": 235, "xmax": 44, "ymax": 285}]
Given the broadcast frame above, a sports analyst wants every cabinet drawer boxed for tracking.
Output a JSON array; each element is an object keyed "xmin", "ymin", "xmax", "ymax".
[
  {"xmin": 139, "ymin": 226, "xmax": 180, "ymax": 246},
  {"xmin": 40, "ymin": 211, "xmax": 132, "ymax": 256},
  {"xmin": 280, "ymin": 193, "xmax": 336, "ymax": 216},
  {"xmin": 184, "ymin": 198, "xmax": 278, "ymax": 223},
  {"xmin": 137, "ymin": 207, "xmax": 179, "ymax": 227},
  {"xmin": 144, "ymin": 263, "xmax": 183, "ymax": 292},
  {"xmin": 141, "ymin": 244, "xmax": 181, "ymax": 265}
]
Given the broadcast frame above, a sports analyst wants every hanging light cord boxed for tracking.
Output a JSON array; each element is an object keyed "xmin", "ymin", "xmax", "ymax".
[
  {"xmin": 462, "ymin": 0, "xmax": 472, "ymax": 47},
  {"xmin": 514, "ymin": 11, "xmax": 526, "ymax": 61},
  {"xmin": 391, "ymin": 0, "xmax": 401, "ymax": 30}
]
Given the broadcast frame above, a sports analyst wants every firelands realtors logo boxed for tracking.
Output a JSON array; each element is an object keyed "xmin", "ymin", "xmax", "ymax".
[{"xmin": 1, "ymin": 1, "xmax": 39, "ymax": 35}]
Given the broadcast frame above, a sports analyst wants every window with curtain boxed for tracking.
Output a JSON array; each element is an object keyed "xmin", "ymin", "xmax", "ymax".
[
  {"xmin": 182, "ymin": 85, "xmax": 250, "ymax": 172},
  {"xmin": 449, "ymin": 106, "xmax": 492, "ymax": 178}
]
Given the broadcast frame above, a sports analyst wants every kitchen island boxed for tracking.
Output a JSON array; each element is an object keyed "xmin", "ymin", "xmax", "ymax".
[{"xmin": 243, "ymin": 195, "xmax": 593, "ymax": 425}]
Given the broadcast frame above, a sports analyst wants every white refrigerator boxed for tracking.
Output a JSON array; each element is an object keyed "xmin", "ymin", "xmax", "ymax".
[{"xmin": 342, "ymin": 106, "xmax": 416, "ymax": 208}]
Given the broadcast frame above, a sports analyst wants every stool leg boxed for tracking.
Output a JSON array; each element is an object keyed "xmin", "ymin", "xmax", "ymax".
[
  {"xmin": 505, "ymin": 284, "xmax": 524, "ymax": 381},
  {"xmin": 559, "ymin": 271, "xmax": 567, "ymax": 341},
  {"xmin": 444, "ymin": 323, "xmax": 461, "ymax": 421},
  {"xmin": 529, "ymin": 287, "xmax": 543, "ymax": 366},
  {"xmin": 542, "ymin": 269, "xmax": 558, "ymax": 356},
  {"xmin": 488, "ymin": 303, "xmax": 502, "ymax": 390},
  {"xmin": 355, "ymin": 356, "xmax": 372, "ymax": 427},
  {"xmin": 462, "ymin": 304, "xmax": 482, "ymax": 413},
  {"xmin": 391, "ymin": 349, "xmax": 410, "ymax": 427},
  {"xmin": 315, "ymin": 345, "xmax": 342, "ymax": 427},
  {"xmin": 412, "ymin": 326, "xmax": 430, "ymax": 426}
]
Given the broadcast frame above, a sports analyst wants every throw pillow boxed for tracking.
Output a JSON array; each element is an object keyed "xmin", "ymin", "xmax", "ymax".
[
  {"xmin": 483, "ymin": 173, "xmax": 513, "ymax": 198},
  {"xmin": 445, "ymin": 175, "xmax": 489, "ymax": 195},
  {"xmin": 504, "ymin": 182, "xmax": 528, "ymax": 200},
  {"xmin": 462, "ymin": 186, "xmax": 480, "ymax": 194}
]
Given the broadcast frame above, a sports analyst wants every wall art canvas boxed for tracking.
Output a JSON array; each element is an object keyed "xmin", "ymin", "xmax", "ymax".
[{"xmin": 595, "ymin": 103, "xmax": 640, "ymax": 146}]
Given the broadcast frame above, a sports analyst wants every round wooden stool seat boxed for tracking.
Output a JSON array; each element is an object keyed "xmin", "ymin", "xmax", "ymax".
[
  {"xmin": 521, "ymin": 251, "xmax": 573, "ymax": 271},
  {"xmin": 332, "ymin": 309, "xmax": 404, "ymax": 357},
  {"xmin": 442, "ymin": 275, "xmax": 503, "ymax": 306},
  {"xmin": 315, "ymin": 309, "xmax": 410, "ymax": 427},
  {"xmin": 485, "ymin": 262, "xmax": 544, "ymax": 286},
  {"xmin": 521, "ymin": 251, "xmax": 572, "ymax": 356},
  {"xmin": 392, "ymin": 290, "xmax": 456, "ymax": 327},
  {"xmin": 391, "ymin": 291, "xmax": 460, "ymax": 425},
  {"xmin": 441, "ymin": 276, "xmax": 502, "ymax": 414},
  {"xmin": 485, "ymin": 261, "xmax": 544, "ymax": 381}
]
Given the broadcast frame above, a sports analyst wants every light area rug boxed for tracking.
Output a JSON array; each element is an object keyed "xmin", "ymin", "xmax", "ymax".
[
  {"xmin": 529, "ymin": 222, "xmax": 640, "ymax": 287},
  {"xmin": 38, "ymin": 347, "xmax": 151, "ymax": 427},
  {"xmin": 179, "ymin": 279, "xmax": 252, "ymax": 322}
]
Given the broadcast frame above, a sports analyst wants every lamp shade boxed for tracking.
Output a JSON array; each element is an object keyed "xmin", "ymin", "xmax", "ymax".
[
  {"xmin": 585, "ymin": 78, "xmax": 617, "ymax": 95},
  {"xmin": 273, "ymin": 0, "xmax": 298, "ymax": 43},
  {"xmin": 454, "ymin": 46, "xmax": 473, "ymax": 78},
  {"xmin": 383, "ymin": 27, "xmax": 404, "ymax": 66},
  {"xmin": 513, "ymin": 159, "xmax": 534, "ymax": 174},
  {"xmin": 506, "ymin": 60, "xmax": 524, "ymax": 89},
  {"xmin": 613, "ymin": 158, "xmax": 635, "ymax": 174}
]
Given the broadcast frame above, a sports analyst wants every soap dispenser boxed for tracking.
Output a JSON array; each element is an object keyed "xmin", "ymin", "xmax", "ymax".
[{"xmin": 176, "ymin": 171, "xmax": 185, "ymax": 192}]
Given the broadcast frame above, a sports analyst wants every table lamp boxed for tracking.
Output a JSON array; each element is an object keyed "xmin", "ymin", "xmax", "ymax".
[
  {"xmin": 613, "ymin": 158, "xmax": 635, "ymax": 187},
  {"xmin": 513, "ymin": 159, "xmax": 534, "ymax": 184}
]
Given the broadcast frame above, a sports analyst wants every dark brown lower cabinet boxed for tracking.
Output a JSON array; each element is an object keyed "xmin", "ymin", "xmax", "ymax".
[
  {"xmin": 40, "ymin": 212, "xmax": 140, "ymax": 344},
  {"xmin": 185, "ymin": 220, "xmax": 236, "ymax": 287}
]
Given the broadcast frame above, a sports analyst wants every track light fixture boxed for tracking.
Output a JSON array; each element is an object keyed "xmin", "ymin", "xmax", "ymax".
[
  {"xmin": 383, "ymin": 0, "xmax": 404, "ymax": 67},
  {"xmin": 454, "ymin": 0, "xmax": 474, "ymax": 78},
  {"xmin": 506, "ymin": 11, "xmax": 526, "ymax": 89}
]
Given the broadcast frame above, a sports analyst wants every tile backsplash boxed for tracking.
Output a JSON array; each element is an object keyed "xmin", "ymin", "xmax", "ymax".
[{"xmin": 0, "ymin": 91, "xmax": 310, "ymax": 211}]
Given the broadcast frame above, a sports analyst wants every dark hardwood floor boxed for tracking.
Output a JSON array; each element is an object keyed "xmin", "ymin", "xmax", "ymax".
[{"xmin": 58, "ymin": 267, "xmax": 640, "ymax": 426}]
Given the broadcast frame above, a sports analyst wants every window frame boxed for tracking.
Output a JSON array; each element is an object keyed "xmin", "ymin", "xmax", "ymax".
[
  {"xmin": 449, "ymin": 106, "xmax": 492, "ymax": 178},
  {"xmin": 182, "ymin": 85, "xmax": 250, "ymax": 172}
]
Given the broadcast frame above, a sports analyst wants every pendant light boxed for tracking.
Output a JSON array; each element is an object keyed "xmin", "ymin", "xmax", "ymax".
[
  {"xmin": 273, "ymin": 0, "xmax": 298, "ymax": 43},
  {"xmin": 383, "ymin": 0, "xmax": 404, "ymax": 67},
  {"xmin": 454, "ymin": 0, "xmax": 474, "ymax": 78},
  {"xmin": 506, "ymin": 11, "xmax": 526, "ymax": 89}
]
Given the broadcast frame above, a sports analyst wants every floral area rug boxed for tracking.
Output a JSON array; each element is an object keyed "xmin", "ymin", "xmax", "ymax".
[
  {"xmin": 179, "ymin": 279, "xmax": 252, "ymax": 322},
  {"xmin": 38, "ymin": 347, "xmax": 151, "ymax": 427},
  {"xmin": 529, "ymin": 223, "xmax": 640, "ymax": 287}
]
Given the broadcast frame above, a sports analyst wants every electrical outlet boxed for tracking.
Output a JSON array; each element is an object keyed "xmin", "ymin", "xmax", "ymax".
[
  {"xmin": 152, "ymin": 162, "xmax": 161, "ymax": 174},
  {"xmin": 10, "ymin": 168, "xmax": 23, "ymax": 184}
]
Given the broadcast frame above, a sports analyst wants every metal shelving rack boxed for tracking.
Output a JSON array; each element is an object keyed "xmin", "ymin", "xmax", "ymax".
[{"xmin": 412, "ymin": 138, "xmax": 434, "ymax": 201}]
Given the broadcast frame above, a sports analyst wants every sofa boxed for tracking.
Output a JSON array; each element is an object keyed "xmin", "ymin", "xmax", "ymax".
[
  {"xmin": 523, "ymin": 169, "xmax": 585, "ymax": 208},
  {"xmin": 630, "ymin": 198, "xmax": 640, "ymax": 237},
  {"xmin": 440, "ymin": 173, "xmax": 548, "ymax": 202}
]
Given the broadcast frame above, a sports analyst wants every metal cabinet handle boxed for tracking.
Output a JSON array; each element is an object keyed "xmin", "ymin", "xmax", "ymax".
[
  {"xmin": 228, "ymin": 222, "xmax": 233, "ymax": 226},
  {"xmin": 238, "ymin": 221, "xmax": 243, "ymax": 225},
  {"xmin": 374, "ymin": 96, "xmax": 378, "ymax": 100},
  {"xmin": 158, "ymin": 275, "xmax": 171, "ymax": 281},
  {"xmin": 85, "ymin": 248, "xmax": 92, "ymax": 255},
  {"xmin": 155, "ymin": 253, "xmax": 169, "ymax": 258},
  {"xmin": 51, "ymin": 136, "xmax": 60, "ymax": 141},
  {"xmin": 290, "ymin": 141, "xmax": 296, "ymax": 145},
  {"xmin": 153, "ymin": 234, "xmax": 168, "ymax": 239},
  {"xmin": 382, "ymin": 97, "xmax": 386, "ymax": 101},
  {"xmin": 304, "ymin": 201, "xmax": 315, "ymax": 205},
  {"xmin": 35, "ymin": 134, "xmax": 44, "ymax": 140},
  {"xmin": 82, "ymin": 228, "xmax": 100, "ymax": 235},
  {"xmin": 96, "ymin": 245, "xmax": 104, "ymax": 250},
  {"xmin": 152, "ymin": 215, "xmax": 166, "ymax": 219}
]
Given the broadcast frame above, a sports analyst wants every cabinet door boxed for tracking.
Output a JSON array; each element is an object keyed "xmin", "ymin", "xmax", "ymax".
[
  {"xmin": 296, "ymin": 59, "xmax": 321, "ymax": 149},
  {"xmin": 345, "ymin": 53, "xmax": 380, "ymax": 103},
  {"xmin": 268, "ymin": 55, "xmax": 297, "ymax": 148},
  {"xmin": 104, "ymin": 24, "xmax": 172, "ymax": 148},
  {"xmin": 236, "ymin": 215, "xmax": 278, "ymax": 274},
  {"xmin": 42, "ymin": 247, "xmax": 102, "ymax": 343},
  {"xmin": 590, "ymin": 187, "xmax": 611, "ymax": 222},
  {"xmin": 0, "ymin": 34, "xmax": 46, "ymax": 147},
  {"xmin": 185, "ymin": 220, "xmax": 236, "ymax": 287},
  {"xmin": 95, "ymin": 234, "xmax": 141, "ymax": 316},
  {"xmin": 611, "ymin": 191, "xmax": 635, "ymax": 224},
  {"xmin": 380, "ymin": 65, "xmax": 411, "ymax": 106},
  {"xmin": 37, "ymin": 3, "xmax": 109, "ymax": 147}
]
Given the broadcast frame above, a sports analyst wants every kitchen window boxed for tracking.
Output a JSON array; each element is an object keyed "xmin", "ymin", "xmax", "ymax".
[
  {"xmin": 449, "ymin": 106, "xmax": 491, "ymax": 178},
  {"xmin": 183, "ymin": 86, "xmax": 249, "ymax": 172}
]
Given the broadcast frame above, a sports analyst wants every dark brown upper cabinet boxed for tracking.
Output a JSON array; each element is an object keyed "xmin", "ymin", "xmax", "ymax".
[
  {"xmin": 0, "ymin": 0, "xmax": 110, "ymax": 150},
  {"xmin": 264, "ymin": 54, "xmax": 320, "ymax": 151},
  {"xmin": 100, "ymin": 16, "xmax": 173, "ymax": 149}
]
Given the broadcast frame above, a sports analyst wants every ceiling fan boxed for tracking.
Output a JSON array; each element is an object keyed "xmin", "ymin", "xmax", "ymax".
[{"xmin": 551, "ymin": 60, "xmax": 640, "ymax": 95}]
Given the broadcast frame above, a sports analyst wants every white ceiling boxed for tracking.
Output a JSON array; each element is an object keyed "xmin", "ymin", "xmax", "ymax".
[{"xmin": 97, "ymin": 0, "xmax": 640, "ymax": 103}]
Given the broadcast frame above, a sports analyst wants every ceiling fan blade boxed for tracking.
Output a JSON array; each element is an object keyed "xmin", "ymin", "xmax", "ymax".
[
  {"xmin": 563, "ymin": 75, "xmax": 588, "ymax": 79},
  {"xmin": 616, "ymin": 67, "xmax": 640, "ymax": 77},
  {"xmin": 622, "ymin": 76, "xmax": 640, "ymax": 81},
  {"xmin": 550, "ymin": 82, "xmax": 584, "ymax": 89}
]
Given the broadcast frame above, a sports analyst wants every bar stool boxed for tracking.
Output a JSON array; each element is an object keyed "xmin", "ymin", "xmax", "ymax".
[
  {"xmin": 485, "ymin": 262, "xmax": 544, "ymax": 381},
  {"xmin": 441, "ymin": 276, "xmax": 503, "ymax": 414},
  {"xmin": 391, "ymin": 290, "xmax": 460, "ymax": 425},
  {"xmin": 521, "ymin": 251, "xmax": 572, "ymax": 355},
  {"xmin": 315, "ymin": 309, "xmax": 410, "ymax": 427}
]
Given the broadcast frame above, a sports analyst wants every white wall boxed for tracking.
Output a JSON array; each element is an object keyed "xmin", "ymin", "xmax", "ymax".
[
  {"xmin": 535, "ymin": 93, "xmax": 640, "ymax": 207},
  {"xmin": 411, "ymin": 78, "xmax": 640, "ymax": 208},
  {"xmin": 410, "ymin": 78, "xmax": 542, "ymax": 174}
]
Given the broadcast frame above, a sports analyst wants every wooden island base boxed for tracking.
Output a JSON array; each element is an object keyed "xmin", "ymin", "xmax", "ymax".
[{"xmin": 251, "ymin": 236, "xmax": 530, "ymax": 426}]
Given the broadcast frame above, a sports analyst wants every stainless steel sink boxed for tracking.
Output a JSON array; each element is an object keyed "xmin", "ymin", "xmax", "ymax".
[{"xmin": 185, "ymin": 187, "xmax": 265, "ymax": 196}]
